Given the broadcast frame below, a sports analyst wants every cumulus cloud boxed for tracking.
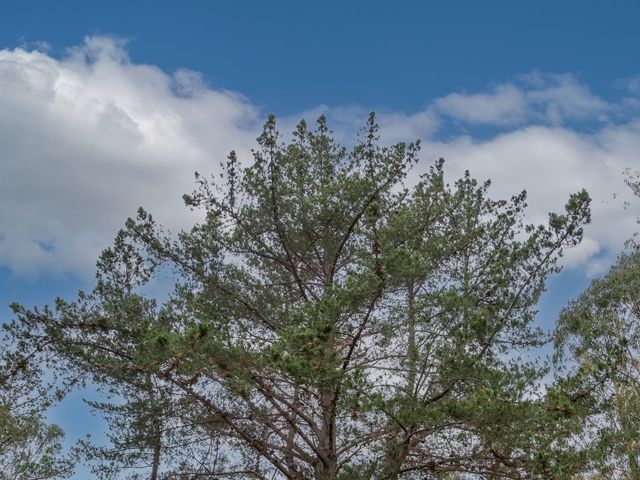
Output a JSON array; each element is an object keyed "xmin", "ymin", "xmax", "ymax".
[
  {"xmin": 0, "ymin": 36, "xmax": 638, "ymax": 278},
  {"xmin": 434, "ymin": 84, "xmax": 527, "ymax": 125},
  {"xmin": 434, "ymin": 73, "xmax": 608, "ymax": 126},
  {"xmin": 0, "ymin": 37, "xmax": 260, "ymax": 275}
]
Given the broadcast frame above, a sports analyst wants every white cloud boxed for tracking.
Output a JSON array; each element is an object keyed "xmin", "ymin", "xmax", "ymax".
[
  {"xmin": 524, "ymin": 73, "xmax": 608, "ymax": 124},
  {"xmin": 434, "ymin": 73, "xmax": 608, "ymax": 126},
  {"xmin": 0, "ymin": 37, "xmax": 260, "ymax": 275},
  {"xmin": 434, "ymin": 84, "xmax": 526, "ymax": 125},
  {"xmin": 615, "ymin": 73, "xmax": 640, "ymax": 95},
  {"xmin": 0, "ymin": 37, "xmax": 638, "ymax": 278}
]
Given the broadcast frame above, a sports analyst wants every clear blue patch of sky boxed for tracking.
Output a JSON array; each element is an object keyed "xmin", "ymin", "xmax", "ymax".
[{"xmin": 536, "ymin": 267, "xmax": 591, "ymax": 333}]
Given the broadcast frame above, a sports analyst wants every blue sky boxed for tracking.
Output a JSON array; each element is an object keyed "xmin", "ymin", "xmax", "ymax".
[
  {"xmin": 3, "ymin": 0, "xmax": 640, "ymax": 113},
  {"xmin": 0, "ymin": 1, "xmax": 639, "ymax": 477}
]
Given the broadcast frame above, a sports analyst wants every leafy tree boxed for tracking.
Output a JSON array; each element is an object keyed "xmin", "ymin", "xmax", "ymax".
[
  {"xmin": 555, "ymin": 173, "xmax": 640, "ymax": 479},
  {"xmin": 0, "ymin": 336, "xmax": 75, "ymax": 479},
  {"xmin": 80, "ymin": 379, "xmax": 229, "ymax": 479},
  {"xmin": 555, "ymin": 250, "xmax": 640, "ymax": 478},
  {"xmin": 8, "ymin": 114, "xmax": 591, "ymax": 479}
]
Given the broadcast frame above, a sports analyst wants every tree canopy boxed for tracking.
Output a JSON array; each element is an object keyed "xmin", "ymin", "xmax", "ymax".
[
  {"xmin": 0, "ymin": 334, "xmax": 75, "ymax": 480},
  {"xmin": 4, "ymin": 114, "xmax": 594, "ymax": 479},
  {"xmin": 554, "ymin": 172, "xmax": 640, "ymax": 479}
]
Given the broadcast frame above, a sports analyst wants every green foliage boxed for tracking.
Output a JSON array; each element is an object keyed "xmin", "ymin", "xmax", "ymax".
[
  {"xmin": 553, "ymin": 171, "xmax": 640, "ymax": 479},
  {"xmin": 556, "ymin": 249, "xmax": 640, "ymax": 478},
  {"xmin": 0, "ymin": 342, "xmax": 75, "ymax": 479},
  {"xmin": 7, "ymin": 114, "xmax": 592, "ymax": 479}
]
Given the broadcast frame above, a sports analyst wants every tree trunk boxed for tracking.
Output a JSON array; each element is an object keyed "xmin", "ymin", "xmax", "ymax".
[
  {"xmin": 315, "ymin": 389, "xmax": 338, "ymax": 479},
  {"xmin": 150, "ymin": 426, "xmax": 161, "ymax": 480}
]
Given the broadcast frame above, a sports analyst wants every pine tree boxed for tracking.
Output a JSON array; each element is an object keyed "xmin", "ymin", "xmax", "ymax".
[
  {"xmin": 9, "ymin": 114, "xmax": 591, "ymax": 479},
  {"xmin": 555, "ymin": 172, "xmax": 640, "ymax": 478},
  {"xmin": 0, "ymin": 334, "xmax": 75, "ymax": 479}
]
